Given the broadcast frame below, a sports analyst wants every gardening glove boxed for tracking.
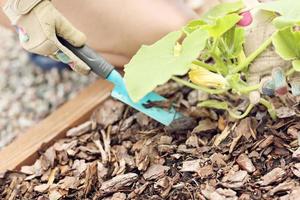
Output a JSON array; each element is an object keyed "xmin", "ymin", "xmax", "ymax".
[
  {"xmin": 241, "ymin": 1, "xmax": 300, "ymax": 104},
  {"xmin": 2, "ymin": 0, "xmax": 90, "ymax": 75}
]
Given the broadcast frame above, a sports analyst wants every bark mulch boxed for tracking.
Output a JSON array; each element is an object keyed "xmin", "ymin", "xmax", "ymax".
[{"xmin": 1, "ymin": 82, "xmax": 300, "ymax": 200}]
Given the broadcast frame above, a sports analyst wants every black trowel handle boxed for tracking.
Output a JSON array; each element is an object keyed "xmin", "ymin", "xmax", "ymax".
[{"xmin": 58, "ymin": 36, "xmax": 114, "ymax": 78}]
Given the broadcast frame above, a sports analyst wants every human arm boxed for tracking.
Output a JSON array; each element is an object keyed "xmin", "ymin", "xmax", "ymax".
[
  {"xmin": 1, "ymin": 0, "xmax": 91, "ymax": 75},
  {"xmin": 1, "ymin": 0, "xmax": 198, "ymax": 68}
]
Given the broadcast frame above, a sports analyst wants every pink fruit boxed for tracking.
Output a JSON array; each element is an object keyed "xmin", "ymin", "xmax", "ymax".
[{"xmin": 237, "ymin": 11, "xmax": 253, "ymax": 27}]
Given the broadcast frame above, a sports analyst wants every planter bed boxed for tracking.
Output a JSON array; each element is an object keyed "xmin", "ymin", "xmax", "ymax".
[{"xmin": 1, "ymin": 80, "xmax": 300, "ymax": 200}]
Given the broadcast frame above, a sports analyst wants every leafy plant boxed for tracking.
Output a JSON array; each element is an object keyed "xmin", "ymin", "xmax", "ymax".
[
  {"xmin": 124, "ymin": 0, "xmax": 299, "ymax": 120},
  {"xmin": 272, "ymin": 27, "xmax": 300, "ymax": 72},
  {"xmin": 259, "ymin": 0, "xmax": 300, "ymax": 29},
  {"xmin": 124, "ymin": 29, "xmax": 209, "ymax": 102}
]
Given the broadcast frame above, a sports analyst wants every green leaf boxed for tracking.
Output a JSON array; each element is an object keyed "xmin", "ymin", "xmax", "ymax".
[
  {"xmin": 202, "ymin": 14, "xmax": 242, "ymax": 38},
  {"xmin": 184, "ymin": 1, "xmax": 244, "ymax": 35},
  {"xmin": 124, "ymin": 29, "xmax": 209, "ymax": 102},
  {"xmin": 292, "ymin": 60, "xmax": 300, "ymax": 71},
  {"xmin": 259, "ymin": 0, "xmax": 300, "ymax": 29},
  {"xmin": 272, "ymin": 27, "xmax": 300, "ymax": 60},
  {"xmin": 198, "ymin": 100, "xmax": 229, "ymax": 110},
  {"xmin": 221, "ymin": 27, "xmax": 245, "ymax": 58},
  {"xmin": 202, "ymin": 0, "xmax": 244, "ymax": 22},
  {"xmin": 183, "ymin": 19, "xmax": 206, "ymax": 34}
]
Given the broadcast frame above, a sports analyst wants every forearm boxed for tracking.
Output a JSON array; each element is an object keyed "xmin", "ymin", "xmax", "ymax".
[{"xmin": 0, "ymin": 0, "xmax": 6, "ymax": 7}]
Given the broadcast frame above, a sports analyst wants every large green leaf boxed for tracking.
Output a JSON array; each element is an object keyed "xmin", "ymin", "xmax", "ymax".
[
  {"xmin": 124, "ymin": 29, "xmax": 209, "ymax": 102},
  {"xmin": 202, "ymin": 0, "xmax": 244, "ymax": 22},
  {"xmin": 259, "ymin": 0, "xmax": 300, "ymax": 29},
  {"xmin": 202, "ymin": 14, "xmax": 242, "ymax": 38},
  {"xmin": 272, "ymin": 27, "xmax": 300, "ymax": 60}
]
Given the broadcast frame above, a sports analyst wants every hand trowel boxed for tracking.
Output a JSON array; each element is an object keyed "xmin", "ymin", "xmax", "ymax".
[{"xmin": 59, "ymin": 37, "xmax": 182, "ymax": 126}]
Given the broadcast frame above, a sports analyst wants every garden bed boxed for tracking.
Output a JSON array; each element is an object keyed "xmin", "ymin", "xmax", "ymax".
[{"xmin": 1, "ymin": 81, "xmax": 300, "ymax": 200}]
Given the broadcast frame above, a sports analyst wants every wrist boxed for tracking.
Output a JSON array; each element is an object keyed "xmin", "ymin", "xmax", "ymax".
[{"xmin": 2, "ymin": 0, "xmax": 43, "ymax": 24}]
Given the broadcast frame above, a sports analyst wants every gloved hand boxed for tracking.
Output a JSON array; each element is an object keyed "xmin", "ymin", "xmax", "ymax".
[
  {"xmin": 242, "ymin": 0, "xmax": 300, "ymax": 104},
  {"xmin": 2, "ymin": 0, "xmax": 90, "ymax": 75}
]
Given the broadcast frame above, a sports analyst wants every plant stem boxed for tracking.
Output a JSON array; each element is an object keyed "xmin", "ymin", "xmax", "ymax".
[
  {"xmin": 259, "ymin": 98, "xmax": 277, "ymax": 120},
  {"xmin": 238, "ymin": 84, "xmax": 260, "ymax": 93},
  {"xmin": 210, "ymin": 38, "xmax": 228, "ymax": 75},
  {"xmin": 286, "ymin": 67, "xmax": 295, "ymax": 77},
  {"xmin": 192, "ymin": 60, "xmax": 217, "ymax": 72},
  {"xmin": 233, "ymin": 36, "xmax": 273, "ymax": 73},
  {"xmin": 228, "ymin": 103, "xmax": 254, "ymax": 119},
  {"xmin": 211, "ymin": 38, "xmax": 219, "ymax": 53},
  {"xmin": 171, "ymin": 76, "xmax": 227, "ymax": 94}
]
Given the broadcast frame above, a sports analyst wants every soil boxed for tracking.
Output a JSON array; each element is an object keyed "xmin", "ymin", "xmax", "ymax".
[{"xmin": 1, "ymin": 82, "xmax": 300, "ymax": 200}]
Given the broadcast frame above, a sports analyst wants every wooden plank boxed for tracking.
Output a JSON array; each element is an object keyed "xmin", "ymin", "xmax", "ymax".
[{"xmin": 0, "ymin": 79, "xmax": 112, "ymax": 173}]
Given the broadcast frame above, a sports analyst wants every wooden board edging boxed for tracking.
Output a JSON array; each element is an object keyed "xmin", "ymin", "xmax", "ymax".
[{"xmin": 0, "ymin": 79, "xmax": 112, "ymax": 173}]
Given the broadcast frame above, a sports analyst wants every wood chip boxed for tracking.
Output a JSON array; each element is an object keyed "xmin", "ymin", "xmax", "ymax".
[
  {"xmin": 192, "ymin": 118, "xmax": 217, "ymax": 133},
  {"xmin": 111, "ymin": 192, "xmax": 127, "ymax": 200},
  {"xmin": 291, "ymin": 163, "xmax": 300, "ymax": 177},
  {"xmin": 100, "ymin": 173, "xmax": 138, "ymax": 194},
  {"xmin": 185, "ymin": 134, "xmax": 199, "ymax": 148},
  {"xmin": 95, "ymin": 99, "xmax": 125, "ymax": 127},
  {"xmin": 180, "ymin": 159, "xmax": 201, "ymax": 173},
  {"xmin": 143, "ymin": 164, "xmax": 170, "ymax": 180},
  {"xmin": 261, "ymin": 168, "xmax": 285, "ymax": 186},
  {"xmin": 66, "ymin": 121, "xmax": 93, "ymax": 137},
  {"xmin": 198, "ymin": 165, "xmax": 214, "ymax": 178},
  {"xmin": 33, "ymin": 184, "xmax": 49, "ymax": 193},
  {"xmin": 49, "ymin": 190, "xmax": 62, "ymax": 200},
  {"xmin": 268, "ymin": 180, "xmax": 296, "ymax": 196},
  {"xmin": 236, "ymin": 154, "xmax": 256, "ymax": 173}
]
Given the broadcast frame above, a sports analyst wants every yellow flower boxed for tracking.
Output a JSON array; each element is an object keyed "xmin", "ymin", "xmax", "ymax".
[{"xmin": 189, "ymin": 66, "xmax": 228, "ymax": 89}]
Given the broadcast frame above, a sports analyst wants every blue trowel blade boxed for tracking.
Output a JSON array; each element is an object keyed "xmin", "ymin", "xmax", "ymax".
[{"xmin": 107, "ymin": 70, "xmax": 182, "ymax": 126}]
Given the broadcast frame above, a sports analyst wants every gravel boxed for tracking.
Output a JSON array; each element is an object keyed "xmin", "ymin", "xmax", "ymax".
[{"xmin": 0, "ymin": 27, "xmax": 96, "ymax": 148}]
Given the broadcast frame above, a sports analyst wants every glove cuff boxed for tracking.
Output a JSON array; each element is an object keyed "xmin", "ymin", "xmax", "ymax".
[{"xmin": 3, "ymin": 0, "xmax": 44, "ymax": 24}]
